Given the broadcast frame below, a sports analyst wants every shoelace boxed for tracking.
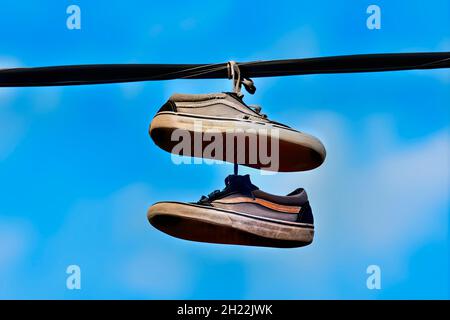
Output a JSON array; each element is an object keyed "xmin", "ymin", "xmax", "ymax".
[
  {"xmin": 198, "ymin": 189, "xmax": 221, "ymax": 204},
  {"xmin": 227, "ymin": 61, "xmax": 256, "ymax": 95},
  {"xmin": 227, "ymin": 62, "xmax": 266, "ymax": 119},
  {"xmin": 249, "ymin": 104, "xmax": 267, "ymax": 119},
  {"xmin": 197, "ymin": 175, "xmax": 257, "ymax": 204}
]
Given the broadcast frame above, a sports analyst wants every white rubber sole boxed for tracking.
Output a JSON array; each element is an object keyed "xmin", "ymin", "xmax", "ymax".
[
  {"xmin": 149, "ymin": 112, "xmax": 326, "ymax": 172},
  {"xmin": 148, "ymin": 202, "xmax": 314, "ymax": 248}
]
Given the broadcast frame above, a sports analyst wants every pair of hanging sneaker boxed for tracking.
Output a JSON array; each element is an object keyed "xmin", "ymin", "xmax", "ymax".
[{"xmin": 147, "ymin": 92, "xmax": 325, "ymax": 248}]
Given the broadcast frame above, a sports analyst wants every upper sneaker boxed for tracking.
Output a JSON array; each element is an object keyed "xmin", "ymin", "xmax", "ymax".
[
  {"xmin": 149, "ymin": 92, "xmax": 326, "ymax": 172},
  {"xmin": 147, "ymin": 174, "xmax": 314, "ymax": 248}
]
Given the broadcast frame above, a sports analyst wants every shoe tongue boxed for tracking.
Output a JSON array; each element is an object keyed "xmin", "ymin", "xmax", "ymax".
[{"xmin": 225, "ymin": 174, "xmax": 259, "ymax": 194}]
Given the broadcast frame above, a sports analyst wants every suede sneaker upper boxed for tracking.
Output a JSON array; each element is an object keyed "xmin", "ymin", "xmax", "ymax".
[
  {"xmin": 196, "ymin": 174, "xmax": 313, "ymax": 225},
  {"xmin": 158, "ymin": 92, "xmax": 277, "ymax": 124}
]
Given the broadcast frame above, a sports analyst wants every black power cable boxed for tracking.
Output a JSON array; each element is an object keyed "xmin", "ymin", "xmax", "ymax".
[{"xmin": 0, "ymin": 52, "xmax": 449, "ymax": 87}]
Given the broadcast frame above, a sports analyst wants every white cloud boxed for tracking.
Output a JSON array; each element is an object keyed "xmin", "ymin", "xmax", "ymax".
[
  {"xmin": 0, "ymin": 218, "xmax": 35, "ymax": 273},
  {"xmin": 40, "ymin": 183, "xmax": 194, "ymax": 297},
  {"xmin": 0, "ymin": 56, "xmax": 65, "ymax": 160},
  {"xmin": 237, "ymin": 111, "xmax": 449, "ymax": 297},
  {"xmin": 0, "ymin": 110, "xmax": 27, "ymax": 161},
  {"xmin": 119, "ymin": 82, "xmax": 146, "ymax": 100},
  {"xmin": 149, "ymin": 24, "xmax": 164, "ymax": 37},
  {"xmin": 180, "ymin": 18, "xmax": 196, "ymax": 31},
  {"xmin": 352, "ymin": 128, "xmax": 449, "ymax": 251},
  {"xmin": 249, "ymin": 112, "xmax": 448, "ymax": 254},
  {"xmin": 118, "ymin": 249, "xmax": 193, "ymax": 297},
  {"xmin": 248, "ymin": 26, "xmax": 320, "ymax": 61},
  {"xmin": 32, "ymin": 87, "xmax": 62, "ymax": 113}
]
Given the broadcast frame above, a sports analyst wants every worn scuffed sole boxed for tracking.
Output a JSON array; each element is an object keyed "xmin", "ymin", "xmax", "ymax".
[
  {"xmin": 147, "ymin": 202, "xmax": 314, "ymax": 248},
  {"xmin": 149, "ymin": 112, "xmax": 326, "ymax": 172}
]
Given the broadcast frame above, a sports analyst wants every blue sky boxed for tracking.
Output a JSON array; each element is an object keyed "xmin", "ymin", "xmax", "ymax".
[{"xmin": 0, "ymin": 0, "xmax": 448, "ymax": 299}]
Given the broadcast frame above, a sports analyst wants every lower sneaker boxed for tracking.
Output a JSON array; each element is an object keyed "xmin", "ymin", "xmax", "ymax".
[
  {"xmin": 147, "ymin": 174, "xmax": 314, "ymax": 248},
  {"xmin": 149, "ymin": 92, "xmax": 326, "ymax": 172}
]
